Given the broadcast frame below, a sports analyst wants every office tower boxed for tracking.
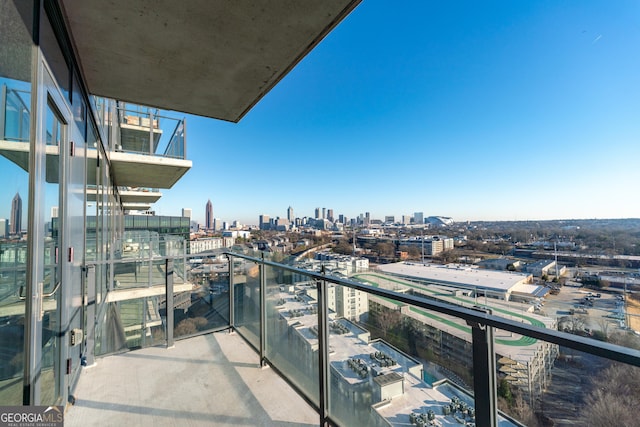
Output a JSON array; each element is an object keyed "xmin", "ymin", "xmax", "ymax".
[
  {"xmin": 339, "ymin": 214, "xmax": 344, "ymax": 224},
  {"xmin": 0, "ymin": 218, "xmax": 7, "ymax": 238},
  {"xmin": 315, "ymin": 207, "xmax": 320, "ymax": 219},
  {"xmin": 259, "ymin": 214, "xmax": 270, "ymax": 230},
  {"xmin": 414, "ymin": 212, "xmax": 424, "ymax": 225},
  {"xmin": 182, "ymin": 208, "xmax": 192, "ymax": 218},
  {"xmin": 10, "ymin": 192, "xmax": 22, "ymax": 235},
  {"xmin": 205, "ymin": 200, "xmax": 213, "ymax": 230},
  {"xmin": 287, "ymin": 206, "xmax": 293, "ymax": 221},
  {"xmin": 322, "ymin": 207, "xmax": 326, "ymax": 219},
  {"xmin": 364, "ymin": 212, "xmax": 370, "ymax": 226},
  {"xmin": 327, "ymin": 209, "xmax": 334, "ymax": 222}
]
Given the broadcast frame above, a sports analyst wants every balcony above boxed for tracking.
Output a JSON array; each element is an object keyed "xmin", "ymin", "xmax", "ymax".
[
  {"xmin": 104, "ymin": 151, "xmax": 191, "ymax": 189},
  {"xmin": 87, "ymin": 187, "xmax": 163, "ymax": 205},
  {"xmin": 59, "ymin": 0, "xmax": 361, "ymax": 122}
]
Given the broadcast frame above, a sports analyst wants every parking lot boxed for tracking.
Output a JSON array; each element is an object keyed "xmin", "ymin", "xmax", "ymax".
[{"xmin": 540, "ymin": 283, "xmax": 626, "ymax": 333}]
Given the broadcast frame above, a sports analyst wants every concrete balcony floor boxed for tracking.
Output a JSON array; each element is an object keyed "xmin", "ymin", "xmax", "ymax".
[{"xmin": 66, "ymin": 331, "xmax": 318, "ymax": 427}]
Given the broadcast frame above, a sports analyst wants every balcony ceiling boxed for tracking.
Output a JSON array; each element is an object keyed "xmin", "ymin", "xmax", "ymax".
[{"xmin": 59, "ymin": 0, "xmax": 360, "ymax": 122}]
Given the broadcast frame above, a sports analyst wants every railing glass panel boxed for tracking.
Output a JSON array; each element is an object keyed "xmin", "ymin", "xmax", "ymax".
[
  {"xmin": 233, "ymin": 258, "xmax": 261, "ymax": 351},
  {"xmin": 265, "ymin": 265, "xmax": 320, "ymax": 407},
  {"xmin": 174, "ymin": 254, "xmax": 229, "ymax": 339},
  {"xmin": 116, "ymin": 102, "xmax": 186, "ymax": 160},
  {"xmin": 2, "ymin": 85, "xmax": 30, "ymax": 142}
]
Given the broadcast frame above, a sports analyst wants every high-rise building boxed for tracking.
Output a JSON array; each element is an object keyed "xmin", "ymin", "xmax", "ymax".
[
  {"xmin": 182, "ymin": 208, "xmax": 192, "ymax": 219},
  {"xmin": 10, "ymin": 193, "xmax": 21, "ymax": 235},
  {"xmin": 315, "ymin": 207, "xmax": 320, "ymax": 219},
  {"xmin": 287, "ymin": 206, "xmax": 293, "ymax": 221},
  {"xmin": 322, "ymin": 207, "xmax": 326, "ymax": 219},
  {"xmin": 414, "ymin": 212, "xmax": 424, "ymax": 225},
  {"xmin": 0, "ymin": 218, "xmax": 8, "ymax": 238},
  {"xmin": 205, "ymin": 200, "xmax": 213, "ymax": 230},
  {"xmin": 327, "ymin": 209, "xmax": 334, "ymax": 222},
  {"xmin": 259, "ymin": 214, "xmax": 271, "ymax": 230}
]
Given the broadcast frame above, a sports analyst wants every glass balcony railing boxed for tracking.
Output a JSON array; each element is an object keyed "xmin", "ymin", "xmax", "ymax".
[
  {"xmin": 90, "ymin": 250, "xmax": 640, "ymax": 426},
  {"xmin": 0, "ymin": 83, "xmax": 31, "ymax": 143},
  {"xmin": 115, "ymin": 102, "xmax": 186, "ymax": 160}
]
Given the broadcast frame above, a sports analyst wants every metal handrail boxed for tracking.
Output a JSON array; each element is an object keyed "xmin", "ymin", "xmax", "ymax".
[{"xmin": 222, "ymin": 251, "xmax": 640, "ymax": 368}]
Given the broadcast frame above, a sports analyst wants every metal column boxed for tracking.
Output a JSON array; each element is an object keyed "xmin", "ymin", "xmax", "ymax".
[
  {"xmin": 227, "ymin": 255, "xmax": 235, "ymax": 329},
  {"xmin": 0, "ymin": 84, "xmax": 6, "ymax": 139},
  {"xmin": 467, "ymin": 307, "xmax": 497, "ymax": 427},
  {"xmin": 259, "ymin": 253, "xmax": 266, "ymax": 366},
  {"xmin": 165, "ymin": 258, "xmax": 174, "ymax": 348},
  {"xmin": 317, "ymin": 266, "xmax": 330, "ymax": 426},
  {"xmin": 83, "ymin": 265, "xmax": 96, "ymax": 367}
]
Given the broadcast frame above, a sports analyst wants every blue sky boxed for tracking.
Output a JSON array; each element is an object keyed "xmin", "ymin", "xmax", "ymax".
[
  {"xmin": 2, "ymin": 1, "xmax": 640, "ymax": 227},
  {"xmin": 155, "ymin": 0, "xmax": 640, "ymax": 226}
]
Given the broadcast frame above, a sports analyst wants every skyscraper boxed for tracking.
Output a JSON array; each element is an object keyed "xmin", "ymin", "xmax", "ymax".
[
  {"xmin": 287, "ymin": 206, "xmax": 293, "ymax": 221},
  {"xmin": 0, "ymin": 218, "xmax": 8, "ymax": 238},
  {"xmin": 259, "ymin": 214, "xmax": 270, "ymax": 230},
  {"xmin": 315, "ymin": 207, "xmax": 320, "ymax": 219},
  {"xmin": 414, "ymin": 212, "xmax": 424, "ymax": 225},
  {"xmin": 205, "ymin": 200, "xmax": 213, "ymax": 230},
  {"xmin": 10, "ymin": 192, "xmax": 22, "ymax": 235}
]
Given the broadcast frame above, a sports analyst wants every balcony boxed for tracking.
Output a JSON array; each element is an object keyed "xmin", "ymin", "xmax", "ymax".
[
  {"xmin": 0, "ymin": 84, "xmax": 191, "ymax": 190},
  {"xmin": 68, "ymin": 250, "xmax": 640, "ymax": 426},
  {"xmin": 103, "ymin": 102, "xmax": 191, "ymax": 189},
  {"xmin": 66, "ymin": 332, "xmax": 318, "ymax": 427}
]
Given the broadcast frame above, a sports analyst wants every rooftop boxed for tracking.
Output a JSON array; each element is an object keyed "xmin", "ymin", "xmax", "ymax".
[{"xmin": 377, "ymin": 262, "xmax": 531, "ymax": 293}]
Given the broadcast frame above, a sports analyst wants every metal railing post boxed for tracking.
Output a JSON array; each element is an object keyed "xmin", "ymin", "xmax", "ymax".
[
  {"xmin": 148, "ymin": 109, "xmax": 154, "ymax": 155},
  {"xmin": 228, "ymin": 254, "xmax": 235, "ymax": 329},
  {"xmin": 317, "ymin": 266, "xmax": 330, "ymax": 426},
  {"xmin": 260, "ymin": 252, "xmax": 266, "ymax": 366},
  {"xmin": 84, "ymin": 265, "xmax": 96, "ymax": 367},
  {"xmin": 467, "ymin": 307, "xmax": 497, "ymax": 427},
  {"xmin": 0, "ymin": 84, "xmax": 7, "ymax": 139},
  {"xmin": 166, "ymin": 258, "xmax": 174, "ymax": 348}
]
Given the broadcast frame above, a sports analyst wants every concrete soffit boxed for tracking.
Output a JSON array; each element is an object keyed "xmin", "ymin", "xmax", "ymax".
[{"xmin": 59, "ymin": 0, "xmax": 361, "ymax": 122}]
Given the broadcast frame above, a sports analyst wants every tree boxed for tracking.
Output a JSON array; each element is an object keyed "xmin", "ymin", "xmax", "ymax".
[
  {"xmin": 580, "ymin": 363, "xmax": 640, "ymax": 427},
  {"xmin": 333, "ymin": 238, "xmax": 352, "ymax": 255},
  {"xmin": 497, "ymin": 378, "xmax": 513, "ymax": 405},
  {"xmin": 373, "ymin": 306, "xmax": 402, "ymax": 337},
  {"xmin": 375, "ymin": 242, "xmax": 395, "ymax": 258},
  {"xmin": 567, "ymin": 315, "xmax": 588, "ymax": 334},
  {"xmin": 595, "ymin": 318, "xmax": 612, "ymax": 341}
]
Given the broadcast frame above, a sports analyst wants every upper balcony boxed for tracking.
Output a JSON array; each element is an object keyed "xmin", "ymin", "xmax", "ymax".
[
  {"xmin": 0, "ymin": 83, "xmax": 191, "ymax": 192},
  {"xmin": 91, "ymin": 99, "xmax": 192, "ymax": 189}
]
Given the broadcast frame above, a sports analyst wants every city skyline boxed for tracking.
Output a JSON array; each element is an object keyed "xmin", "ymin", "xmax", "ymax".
[
  {"xmin": 1, "ymin": 2, "xmax": 638, "ymax": 228},
  {"xmin": 149, "ymin": 1, "xmax": 640, "ymax": 226}
]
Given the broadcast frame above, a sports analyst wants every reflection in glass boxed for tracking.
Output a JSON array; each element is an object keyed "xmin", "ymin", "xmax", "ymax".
[
  {"xmin": 40, "ymin": 101, "xmax": 62, "ymax": 404},
  {"xmin": 265, "ymin": 265, "xmax": 320, "ymax": 406}
]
